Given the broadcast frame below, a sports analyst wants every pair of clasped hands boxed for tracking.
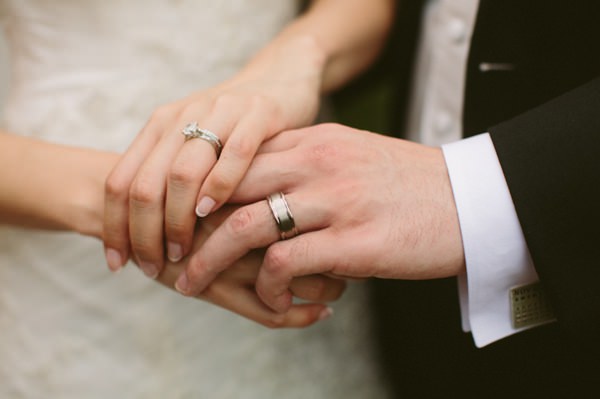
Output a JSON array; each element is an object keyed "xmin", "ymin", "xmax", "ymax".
[{"xmin": 100, "ymin": 41, "xmax": 464, "ymax": 329}]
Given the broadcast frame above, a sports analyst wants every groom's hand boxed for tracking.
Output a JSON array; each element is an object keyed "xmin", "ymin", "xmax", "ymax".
[
  {"xmin": 154, "ymin": 205, "xmax": 345, "ymax": 327},
  {"xmin": 172, "ymin": 124, "xmax": 465, "ymax": 312}
]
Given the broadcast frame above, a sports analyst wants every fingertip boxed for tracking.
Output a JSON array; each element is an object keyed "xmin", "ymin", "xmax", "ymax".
[
  {"xmin": 195, "ymin": 196, "xmax": 216, "ymax": 217},
  {"xmin": 105, "ymin": 248, "xmax": 125, "ymax": 272},
  {"xmin": 174, "ymin": 271, "xmax": 190, "ymax": 295},
  {"xmin": 318, "ymin": 307, "xmax": 334, "ymax": 321},
  {"xmin": 140, "ymin": 261, "xmax": 160, "ymax": 279},
  {"xmin": 167, "ymin": 242, "xmax": 183, "ymax": 263},
  {"xmin": 285, "ymin": 304, "xmax": 334, "ymax": 328},
  {"xmin": 175, "ymin": 269, "xmax": 208, "ymax": 297}
]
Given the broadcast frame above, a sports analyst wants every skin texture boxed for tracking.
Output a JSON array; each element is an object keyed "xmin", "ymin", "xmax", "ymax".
[
  {"xmin": 102, "ymin": 0, "xmax": 396, "ymax": 279},
  {"xmin": 0, "ymin": 132, "xmax": 344, "ymax": 327},
  {"xmin": 172, "ymin": 124, "xmax": 466, "ymax": 313},
  {"xmin": 157, "ymin": 206, "xmax": 345, "ymax": 327}
]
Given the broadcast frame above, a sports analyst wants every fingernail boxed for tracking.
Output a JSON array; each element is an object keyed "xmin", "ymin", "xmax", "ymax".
[
  {"xmin": 195, "ymin": 196, "xmax": 216, "ymax": 217},
  {"xmin": 105, "ymin": 248, "xmax": 123, "ymax": 272},
  {"xmin": 167, "ymin": 242, "xmax": 183, "ymax": 262},
  {"xmin": 175, "ymin": 272, "xmax": 189, "ymax": 295},
  {"xmin": 140, "ymin": 262, "xmax": 159, "ymax": 279},
  {"xmin": 318, "ymin": 307, "xmax": 333, "ymax": 321}
]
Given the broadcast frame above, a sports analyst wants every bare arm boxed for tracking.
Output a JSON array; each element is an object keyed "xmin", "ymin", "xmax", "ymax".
[
  {"xmin": 0, "ymin": 131, "xmax": 117, "ymax": 237},
  {"xmin": 234, "ymin": 0, "xmax": 397, "ymax": 93},
  {"xmin": 0, "ymin": 131, "xmax": 344, "ymax": 327}
]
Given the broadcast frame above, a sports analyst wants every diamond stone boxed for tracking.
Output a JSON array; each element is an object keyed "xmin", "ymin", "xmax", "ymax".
[{"xmin": 182, "ymin": 122, "xmax": 199, "ymax": 138}]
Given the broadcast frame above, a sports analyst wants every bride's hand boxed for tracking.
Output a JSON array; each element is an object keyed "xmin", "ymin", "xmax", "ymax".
[
  {"xmin": 155, "ymin": 206, "xmax": 344, "ymax": 328},
  {"xmin": 102, "ymin": 36, "xmax": 325, "ymax": 277},
  {"xmin": 101, "ymin": 0, "xmax": 395, "ymax": 277}
]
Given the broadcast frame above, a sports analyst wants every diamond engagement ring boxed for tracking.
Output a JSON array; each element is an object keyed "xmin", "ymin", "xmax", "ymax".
[
  {"xmin": 181, "ymin": 122, "xmax": 223, "ymax": 158},
  {"xmin": 267, "ymin": 192, "xmax": 298, "ymax": 240}
]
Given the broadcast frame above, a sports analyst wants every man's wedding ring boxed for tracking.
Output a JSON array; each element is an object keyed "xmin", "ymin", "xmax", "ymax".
[
  {"xmin": 267, "ymin": 192, "xmax": 298, "ymax": 240},
  {"xmin": 181, "ymin": 122, "xmax": 223, "ymax": 158}
]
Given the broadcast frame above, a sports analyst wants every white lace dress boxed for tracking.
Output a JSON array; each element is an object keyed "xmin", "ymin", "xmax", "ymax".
[{"xmin": 0, "ymin": 1, "xmax": 389, "ymax": 398}]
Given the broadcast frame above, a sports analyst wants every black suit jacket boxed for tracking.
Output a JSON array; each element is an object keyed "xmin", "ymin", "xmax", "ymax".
[{"xmin": 371, "ymin": 1, "xmax": 600, "ymax": 396}]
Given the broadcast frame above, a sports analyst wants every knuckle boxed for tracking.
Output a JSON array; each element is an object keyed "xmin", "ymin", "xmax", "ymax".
[
  {"xmin": 306, "ymin": 142, "xmax": 339, "ymax": 170},
  {"xmin": 185, "ymin": 263, "xmax": 206, "ymax": 286},
  {"xmin": 213, "ymin": 93, "xmax": 237, "ymax": 111},
  {"xmin": 150, "ymin": 104, "xmax": 176, "ymax": 124},
  {"xmin": 129, "ymin": 176, "xmax": 161, "ymax": 207},
  {"xmin": 225, "ymin": 207, "xmax": 254, "ymax": 237},
  {"xmin": 288, "ymin": 237, "xmax": 311, "ymax": 260},
  {"xmin": 185, "ymin": 260, "xmax": 218, "ymax": 292},
  {"xmin": 226, "ymin": 135, "xmax": 255, "ymax": 160},
  {"xmin": 168, "ymin": 159, "xmax": 198, "ymax": 189},
  {"xmin": 104, "ymin": 172, "xmax": 129, "ymax": 201},
  {"xmin": 263, "ymin": 245, "xmax": 290, "ymax": 277},
  {"xmin": 208, "ymin": 169, "xmax": 236, "ymax": 194}
]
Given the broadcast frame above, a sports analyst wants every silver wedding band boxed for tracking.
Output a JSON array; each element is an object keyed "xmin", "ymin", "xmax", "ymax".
[
  {"xmin": 267, "ymin": 192, "xmax": 298, "ymax": 240},
  {"xmin": 181, "ymin": 121, "xmax": 223, "ymax": 158}
]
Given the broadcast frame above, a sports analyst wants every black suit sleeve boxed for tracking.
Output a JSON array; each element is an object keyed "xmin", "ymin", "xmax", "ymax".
[{"xmin": 489, "ymin": 78, "xmax": 600, "ymax": 347}]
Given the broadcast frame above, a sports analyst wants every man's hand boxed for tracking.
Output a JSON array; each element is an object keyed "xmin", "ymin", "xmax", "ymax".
[
  {"xmin": 155, "ymin": 205, "xmax": 345, "ymax": 327},
  {"xmin": 172, "ymin": 123, "xmax": 465, "ymax": 312}
]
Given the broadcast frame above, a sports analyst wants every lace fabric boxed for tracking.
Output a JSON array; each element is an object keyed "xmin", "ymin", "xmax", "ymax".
[{"xmin": 0, "ymin": 1, "xmax": 389, "ymax": 398}]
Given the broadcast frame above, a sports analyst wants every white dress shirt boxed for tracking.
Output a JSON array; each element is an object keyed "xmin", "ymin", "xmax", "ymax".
[{"xmin": 405, "ymin": 0, "xmax": 547, "ymax": 347}]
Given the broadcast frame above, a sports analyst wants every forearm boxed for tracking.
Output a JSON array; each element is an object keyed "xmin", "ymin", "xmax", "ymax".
[
  {"xmin": 0, "ymin": 131, "xmax": 118, "ymax": 238},
  {"xmin": 233, "ymin": 0, "xmax": 396, "ymax": 93}
]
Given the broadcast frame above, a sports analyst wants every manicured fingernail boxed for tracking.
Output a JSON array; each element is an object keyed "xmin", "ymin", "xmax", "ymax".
[
  {"xmin": 318, "ymin": 307, "xmax": 333, "ymax": 321},
  {"xmin": 105, "ymin": 248, "xmax": 123, "ymax": 272},
  {"xmin": 175, "ymin": 272, "xmax": 189, "ymax": 295},
  {"xmin": 167, "ymin": 242, "xmax": 183, "ymax": 262},
  {"xmin": 140, "ymin": 262, "xmax": 159, "ymax": 279},
  {"xmin": 195, "ymin": 196, "xmax": 216, "ymax": 217}
]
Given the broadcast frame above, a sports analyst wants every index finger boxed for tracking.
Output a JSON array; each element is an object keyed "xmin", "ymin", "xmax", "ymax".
[
  {"xmin": 174, "ymin": 201, "xmax": 280, "ymax": 296},
  {"xmin": 174, "ymin": 192, "xmax": 327, "ymax": 297},
  {"xmin": 195, "ymin": 110, "xmax": 274, "ymax": 216}
]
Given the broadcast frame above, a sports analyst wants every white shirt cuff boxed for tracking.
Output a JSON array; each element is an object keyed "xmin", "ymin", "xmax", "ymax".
[{"xmin": 442, "ymin": 133, "xmax": 542, "ymax": 347}]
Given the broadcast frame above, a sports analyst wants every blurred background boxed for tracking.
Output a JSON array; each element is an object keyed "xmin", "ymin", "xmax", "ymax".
[
  {"xmin": 0, "ymin": 8, "xmax": 416, "ymax": 135},
  {"xmin": 0, "ymin": 31, "xmax": 8, "ymax": 107}
]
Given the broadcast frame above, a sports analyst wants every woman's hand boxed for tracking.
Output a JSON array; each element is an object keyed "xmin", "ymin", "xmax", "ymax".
[
  {"xmin": 155, "ymin": 205, "xmax": 344, "ymax": 328},
  {"xmin": 0, "ymin": 127, "xmax": 344, "ymax": 328},
  {"xmin": 103, "ymin": 36, "xmax": 325, "ymax": 277},
  {"xmin": 102, "ymin": 0, "xmax": 395, "ymax": 278}
]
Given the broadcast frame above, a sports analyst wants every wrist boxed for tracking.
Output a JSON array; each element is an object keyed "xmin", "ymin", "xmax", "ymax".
[
  {"xmin": 66, "ymin": 151, "xmax": 119, "ymax": 239},
  {"xmin": 232, "ymin": 33, "xmax": 327, "ymax": 90},
  {"xmin": 0, "ymin": 135, "xmax": 119, "ymax": 237},
  {"xmin": 421, "ymin": 145, "xmax": 467, "ymax": 277}
]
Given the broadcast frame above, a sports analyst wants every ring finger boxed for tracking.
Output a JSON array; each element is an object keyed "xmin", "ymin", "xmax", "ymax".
[
  {"xmin": 128, "ymin": 124, "xmax": 194, "ymax": 278},
  {"xmin": 164, "ymin": 114, "xmax": 237, "ymax": 262},
  {"xmin": 175, "ymin": 190, "xmax": 330, "ymax": 296}
]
